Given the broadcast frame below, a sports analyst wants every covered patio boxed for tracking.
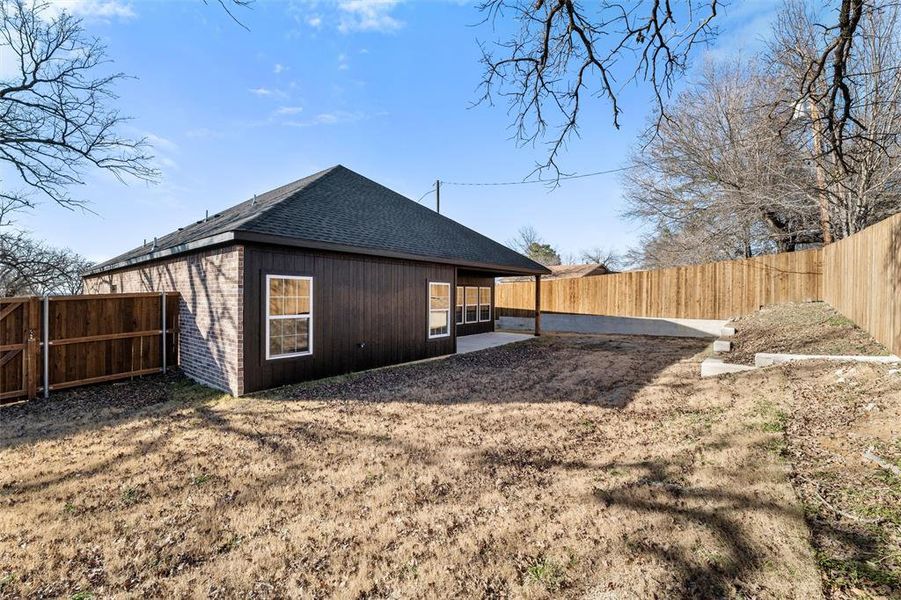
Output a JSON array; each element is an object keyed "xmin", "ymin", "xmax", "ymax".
[{"xmin": 456, "ymin": 331, "xmax": 534, "ymax": 354}]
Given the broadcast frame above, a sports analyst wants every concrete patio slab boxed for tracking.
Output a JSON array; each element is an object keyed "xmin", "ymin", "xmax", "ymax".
[{"xmin": 457, "ymin": 332, "xmax": 534, "ymax": 354}]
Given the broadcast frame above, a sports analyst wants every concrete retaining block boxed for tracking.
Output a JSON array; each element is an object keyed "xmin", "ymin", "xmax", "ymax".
[
  {"xmin": 701, "ymin": 358, "xmax": 757, "ymax": 378},
  {"xmin": 754, "ymin": 352, "xmax": 901, "ymax": 367},
  {"xmin": 713, "ymin": 340, "xmax": 732, "ymax": 353},
  {"xmin": 496, "ymin": 314, "xmax": 728, "ymax": 339},
  {"xmin": 720, "ymin": 326, "xmax": 736, "ymax": 337}
]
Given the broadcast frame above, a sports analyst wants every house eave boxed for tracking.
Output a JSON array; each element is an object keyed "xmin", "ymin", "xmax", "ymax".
[
  {"xmin": 81, "ymin": 232, "xmax": 237, "ymax": 277},
  {"xmin": 234, "ymin": 231, "xmax": 551, "ymax": 275},
  {"xmin": 82, "ymin": 230, "xmax": 551, "ymax": 278}
]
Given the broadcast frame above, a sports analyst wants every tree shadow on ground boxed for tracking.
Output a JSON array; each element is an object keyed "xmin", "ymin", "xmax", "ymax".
[
  {"xmin": 1, "ymin": 334, "xmax": 709, "ymax": 449},
  {"xmin": 271, "ymin": 333, "xmax": 710, "ymax": 409},
  {"xmin": 586, "ymin": 446, "xmax": 887, "ymax": 598}
]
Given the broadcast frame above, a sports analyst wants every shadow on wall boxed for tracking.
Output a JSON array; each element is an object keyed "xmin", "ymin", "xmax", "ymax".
[{"xmin": 86, "ymin": 249, "xmax": 241, "ymax": 394}]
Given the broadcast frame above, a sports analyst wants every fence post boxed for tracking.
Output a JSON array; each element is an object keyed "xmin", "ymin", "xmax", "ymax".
[
  {"xmin": 43, "ymin": 296, "xmax": 49, "ymax": 399},
  {"xmin": 25, "ymin": 298, "xmax": 39, "ymax": 400},
  {"xmin": 161, "ymin": 291, "xmax": 167, "ymax": 373}
]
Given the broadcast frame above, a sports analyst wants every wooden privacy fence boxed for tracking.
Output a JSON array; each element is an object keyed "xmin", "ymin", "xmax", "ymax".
[
  {"xmin": 496, "ymin": 214, "xmax": 901, "ymax": 355},
  {"xmin": 497, "ymin": 249, "xmax": 823, "ymax": 321},
  {"xmin": 0, "ymin": 292, "xmax": 178, "ymax": 403},
  {"xmin": 822, "ymin": 213, "xmax": 900, "ymax": 355}
]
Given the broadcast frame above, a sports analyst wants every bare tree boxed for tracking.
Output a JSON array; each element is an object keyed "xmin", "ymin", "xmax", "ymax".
[
  {"xmin": 786, "ymin": 0, "xmax": 901, "ymax": 174},
  {"xmin": 624, "ymin": 58, "xmax": 822, "ymax": 256},
  {"xmin": 770, "ymin": 1, "xmax": 901, "ymax": 239},
  {"xmin": 0, "ymin": 0, "xmax": 158, "ymax": 213},
  {"xmin": 507, "ymin": 225, "xmax": 561, "ymax": 265},
  {"xmin": 579, "ymin": 247, "xmax": 622, "ymax": 270},
  {"xmin": 507, "ymin": 225, "xmax": 543, "ymax": 253},
  {"xmin": 0, "ymin": 232, "xmax": 91, "ymax": 295}
]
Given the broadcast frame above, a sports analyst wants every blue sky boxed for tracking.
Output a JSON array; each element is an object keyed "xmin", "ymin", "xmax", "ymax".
[{"xmin": 14, "ymin": 0, "xmax": 781, "ymax": 263}]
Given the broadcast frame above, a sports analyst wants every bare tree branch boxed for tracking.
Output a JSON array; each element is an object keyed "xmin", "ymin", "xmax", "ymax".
[
  {"xmin": 476, "ymin": 0, "xmax": 719, "ymax": 179},
  {"xmin": 0, "ymin": 0, "xmax": 159, "ymax": 212}
]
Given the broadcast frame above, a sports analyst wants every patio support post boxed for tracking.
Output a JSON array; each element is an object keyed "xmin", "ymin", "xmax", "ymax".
[
  {"xmin": 161, "ymin": 291, "xmax": 167, "ymax": 373},
  {"xmin": 534, "ymin": 274, "xmax": 541, "ymax": 337}
]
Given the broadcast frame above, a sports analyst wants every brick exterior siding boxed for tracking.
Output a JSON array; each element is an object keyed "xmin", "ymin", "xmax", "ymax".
[{"xmin": 83, "ymin": 245, "xmax": 245, "ymax": 395}]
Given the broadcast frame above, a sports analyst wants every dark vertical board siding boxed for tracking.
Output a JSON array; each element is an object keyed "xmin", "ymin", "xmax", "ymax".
[
  {"xmin": 455, "ymin": 271, "xmax": 496, "ymax": 337},
  {"xmin": 243, "ymin": 245, "xmax": 456, "ymax": 393}
]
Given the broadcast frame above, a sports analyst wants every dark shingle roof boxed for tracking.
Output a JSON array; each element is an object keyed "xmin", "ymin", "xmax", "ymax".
[{"xmin": 85, "ymin": 166, "xmax": 549, "ymax": 276}]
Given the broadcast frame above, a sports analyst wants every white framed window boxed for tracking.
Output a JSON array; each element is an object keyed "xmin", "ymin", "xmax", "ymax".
[
  {"xmin": 428, "ymin": 282, "xmax": 451, "ymax": 339},
  {"xmin": 464, "ymin": 286, "xmax": 478, "ymax": 323},
  {"xmin": 479, "ymin": 287, "xmax": 491, "ymax": 322},
  {"xmin": 265, "ymin": 274, "xmax": 313, "ymax": 360},
  {"xmin": 455, "ymin": 286, "xmax": 464, "ymax": 325}
]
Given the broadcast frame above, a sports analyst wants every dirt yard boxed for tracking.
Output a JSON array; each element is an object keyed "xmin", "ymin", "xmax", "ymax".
[
  {"xmin": 723, "ymin": 302, "xmax": 890, "ymax": 365},
  {"xmin": 1, "ymin": 334, "xmax": 899, "ymax": 599}
]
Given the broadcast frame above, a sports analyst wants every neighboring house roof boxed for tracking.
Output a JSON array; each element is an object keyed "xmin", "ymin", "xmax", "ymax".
[
  {"xmin": 499, "ymin": 263, "xmax": 612, "ymax": 283},
  {"xmin": 84, "ymin": 165, "xmax": 550, "ymax": 276}
]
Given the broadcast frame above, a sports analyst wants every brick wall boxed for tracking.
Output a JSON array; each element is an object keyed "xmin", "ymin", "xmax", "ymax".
[{"xmin": 83, "ymin": 245, "xmax": 245, "ymax": 395}]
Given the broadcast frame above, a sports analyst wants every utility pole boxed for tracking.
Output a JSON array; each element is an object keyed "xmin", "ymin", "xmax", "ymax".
[
  {"xmin": 435, "ymin": 179, "xmax": 440, "ymax": 214},
  {"xmin": 807, "ymin": 98, "xmax": 833, "ymax": 245}
]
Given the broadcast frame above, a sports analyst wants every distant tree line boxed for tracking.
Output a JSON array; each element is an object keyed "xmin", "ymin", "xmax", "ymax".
[{"xmin": 508, "ymin": 225, "xmax": 622, "ymax": 269}]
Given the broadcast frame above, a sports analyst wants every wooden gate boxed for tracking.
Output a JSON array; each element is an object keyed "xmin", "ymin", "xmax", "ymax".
[
  {"xmin": 0, "ymin": 293, "xmax": 178, "ymax": 404},
  {"xmin": 0, "ymin": 297, "xmax": 40, "ymax": 402}
]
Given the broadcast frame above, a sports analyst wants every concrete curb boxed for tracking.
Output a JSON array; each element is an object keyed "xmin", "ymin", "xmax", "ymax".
[
  {"xmin": 754, "ymin": 353, "xmax": 901, "ymax": 367},
  {"xmin": 712, "ymin": 340, "xmax": 732, "ymax": 353},
  {"xmin": 701, "ymin": 357, "xmax": 756, "ymax": 378},
  {"xmin": 701, "ymin": 352, "xmax": 901, "ymax": 378}
]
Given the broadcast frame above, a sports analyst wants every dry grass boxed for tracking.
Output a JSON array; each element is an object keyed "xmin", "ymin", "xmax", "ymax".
[
  {"xmin": 1, "ymin": 333, "xmax": 862, "ymax": 599},
  {"xmin": 723, "ymin": 302, "xmax": 890, "ymax": 365},
  {"xmin": 781, "ymin": 362, "xmax": 901, "ymax": 599}
]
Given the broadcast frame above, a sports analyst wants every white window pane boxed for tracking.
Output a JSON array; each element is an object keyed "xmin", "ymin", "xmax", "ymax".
[
  {"xmin": 430, "ymin": 309, "xmax": 448, "ymax": 330},
  {"xmin": 430, "ymin": 283, "xmax": 450, "ymax": 310},
  {"xmin": 268, "ymin": 330, "xmax": 282, "ymax": 357},
  {"xmin": 267, "ymin": 276, "xmax": 313, "ymax": 359}
]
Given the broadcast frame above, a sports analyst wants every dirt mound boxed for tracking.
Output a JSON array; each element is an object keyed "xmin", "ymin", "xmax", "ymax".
[{"xmin": 723, "ymin": 302, "xmax": 889, "ymax": 365}]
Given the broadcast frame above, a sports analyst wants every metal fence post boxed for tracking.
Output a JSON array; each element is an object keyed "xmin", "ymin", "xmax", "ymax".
[
  {"xmin": 161, "ymin": 291, "xmax": 167, "ymax": 373},
  {"xmin": 43, "ymin": 296, "xmax": 49, "ymax": 399}
]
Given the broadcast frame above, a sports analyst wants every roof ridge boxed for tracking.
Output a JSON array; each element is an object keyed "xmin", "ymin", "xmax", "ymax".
[
  {"xmin": 228, "ymin": 165, "xmax": 341, "ymax": 231},
  {"xmin": 336, "ymin": 169, "xmax": 541, "ymax": 266}
]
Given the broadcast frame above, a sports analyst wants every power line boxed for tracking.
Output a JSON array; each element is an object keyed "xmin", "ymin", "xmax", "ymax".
[
  {"xmin": 416, "ymin": 186, "xmax": 436, "ymax": 203},
  {"xmin": 439, "ymin": 166, "xmax": 631, "ymax": 187}
]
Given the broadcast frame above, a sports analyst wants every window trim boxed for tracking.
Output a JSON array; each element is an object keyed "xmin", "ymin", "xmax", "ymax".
[
  {"xmin": 428, "ymin": 281, "xmax": 451, "ymax": 339},
  {"xmin": 265, "ymin": 274, "xmax": 313, "ymax": 360},
  {"xmin": 455, "ymin": 285, "xmax": 464, "ymax": 325},
  {"xmin": 478, "ymin": 286, "xmax": 492, "ymax": 322},
  {"xmin": 464, "ymin": 286, "xmax": 479, "ymax": 324}
]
